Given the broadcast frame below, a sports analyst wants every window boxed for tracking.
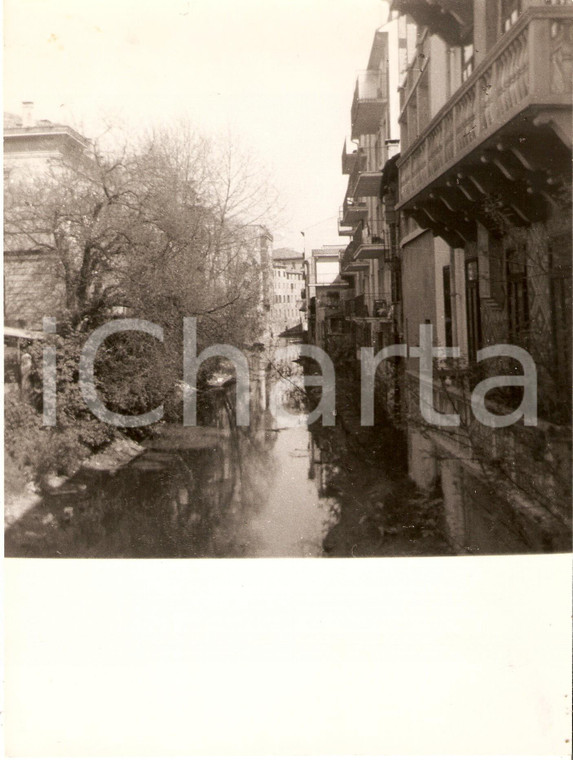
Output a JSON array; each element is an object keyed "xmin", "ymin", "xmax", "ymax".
[
  {"xmin": 500, "ymin": 0, "xmax": 522, "ymax": 34},
  {"xmin": 443, "ymin": 266, "xmax": 453, "ymax": 348},
  {"xmin": 391, "ymin": 259, "xmax": 402, "ymax": 304},
  {"xmin": 465, "ymin": 259, "xmax": 482, "ymax": 361},
  {"xmin": 461, "ymin": 43, "xmax": 474, "ymax": 82},
  {"xmin": 506, "ymin": 245, "xmax": 529, "ymax": 343}
]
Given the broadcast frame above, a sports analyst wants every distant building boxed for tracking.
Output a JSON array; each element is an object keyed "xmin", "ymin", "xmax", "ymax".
[
  {"xmin": 241, "ymin": 224, "xmax": 275, "ymax": 345},
  {"xmin": 4, "ymin": 102, "xmax": 90, "ymax": 183},
  {"xmin": 305, "ymin": 245, "xmax": 349, "ymax": 349},
  {"xmin": 271, "ymin": 248, "xmax": 305, "ymax": 337},
  {"xmin": 3, "ymin": 103, "xmax": 91, "ymax": 329},
  {"xmin": 272, "ymin": 247, "xmax": 305, "ymax": 273}
]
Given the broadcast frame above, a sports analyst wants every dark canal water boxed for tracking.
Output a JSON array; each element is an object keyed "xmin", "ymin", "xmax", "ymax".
[{"xmin": 5, "ymin": 421, "xmax": 345, "ymax": 558}]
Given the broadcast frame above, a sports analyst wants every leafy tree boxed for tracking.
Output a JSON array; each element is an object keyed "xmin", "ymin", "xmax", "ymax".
[{"xmin": 4, "ymin": 122, "xmax": 281, "ymax": 427}]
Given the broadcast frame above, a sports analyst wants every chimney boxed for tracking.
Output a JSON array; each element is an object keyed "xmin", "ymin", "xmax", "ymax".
[{"xmin": 22, "ymin": 101, "xmax": 34, "ymax": 127}]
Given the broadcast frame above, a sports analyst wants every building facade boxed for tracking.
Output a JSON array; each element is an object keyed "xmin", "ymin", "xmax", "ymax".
[
  {"xmin": 314, "ymin": 2, "xmax": 572, "ymax": 552},
  {"xmin": 335, "ymin": 23, "xmax": 413, "ymax": 412},
  {"xmin": 305, "ymin": 245, "xmax": 350, "ymax": 351},
  {"xmin": 4, "ymin": 104, "xmax": 92, "ymax": 329},
  {"xmin": 271, "ymin": 248, "xmax": 306, "ymax": 337},
  {"xmin": 391, "ymin": 0, "xmax": 573, "ymax": 552}
]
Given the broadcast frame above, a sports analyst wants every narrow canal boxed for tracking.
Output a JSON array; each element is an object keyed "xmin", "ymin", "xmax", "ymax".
[
  {"xmin": 5, "ymin": 402, "xmax": 452, "ymax": 558},
  {"xmin": 5, "ymin": 420, "xmax": 338, "ymax": 558}
]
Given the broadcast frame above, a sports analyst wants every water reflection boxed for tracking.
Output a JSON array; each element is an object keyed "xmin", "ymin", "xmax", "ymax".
[
  {"xmin": 224, "ymin": 427, "xmax": 339, "ymax": 557},
  {"xmin": 5, "ymin": 423, "xmax": 340, "ymax": 558}
]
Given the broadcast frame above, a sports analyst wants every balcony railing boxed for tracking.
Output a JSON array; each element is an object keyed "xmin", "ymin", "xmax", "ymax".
[
  {"xmin": 343, "ymin": 216, "xmax": 391, "ymax": 262},
  {"xmin": 351, "ymin": 70, "xmax": 388, "ymax": 139},
  {"xmin": 317, "ymin": 298, "xmax": 345, "ymax": 319},
  {"xmin": 341, "ymin": 226, "xmax": 361, "ymax": 268},
  {"xmin": 345, "ymin": 260, "xmax": 369, "ymax": 273},
  {"xmin": 345, "ymin": 148, "xmax": 367, "ymax": 196},
  {"xmin": 343, "ymin": 292, "xmax": 394, "ymax": 320},
  {"xmin": 363, "ymin": 293, "xmax": 394, "ymax": 320},
  {"xmin": 340, "ymin": 196, "xmax": 368, "ymax": 226},
  {"xmin": 397, "ymin": 7, "xmax": 573, "ymax": 206},
  {"xmin": 354, "ymin": 170, "xmax": 383, "ymax": 197},
  {"xmin": 355, "ymin": 228, "xmax": 391, "ymax": 261},
  {"xmin": 338, "ymin": 208, "xmax": 355, "ymax": 236},
  {"xmin": 344, "ymin": 145, "xmax": 385, "ymax": 201},
  {"xmin": 341, "ymin": 139, "xmax": 358, "ymax": 175}
]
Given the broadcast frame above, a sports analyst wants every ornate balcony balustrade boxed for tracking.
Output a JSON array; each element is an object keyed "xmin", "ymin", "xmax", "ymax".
[{"xmin": 397, "ymin": 7, "xmax": 573, "ymax": 229}]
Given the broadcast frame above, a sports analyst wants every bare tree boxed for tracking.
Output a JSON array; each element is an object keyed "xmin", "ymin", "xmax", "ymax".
[{"xmin": 4, "ymin": 120, "xmax": 282, "ymax": 422}]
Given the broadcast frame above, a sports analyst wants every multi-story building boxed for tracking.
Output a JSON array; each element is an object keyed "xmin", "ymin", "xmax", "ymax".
[
  {"xmin": 305, "ymin": 245, "xmax": 349, "ymax": 351},
  {"xmin": 390, "ymin": 0, "xmax": 572, "ymax": 552},
  {"xmin": 4, "ymin": 103, "xmax": 91, "ymax": 329},
  {"xmin": 271, "ymin": 248, "xmax": 306, "ymax": 337},
  {"xmin": 241, "ymin": 224, "xmax": 275, "ymax": 342},
  {"xmin": 335, "ymin": 22, "xmax": 414, "ymax": 405},
  {"xmin": 338, "ymin": 30, "xmax": 395, "ymax": 355},
  {"xmin": 273, "ymin": 247, "xmax": 305, "ymax": 274},
  {"xmin": 271, "ymin": 264, "xmax": 305, "ymax": 337}
]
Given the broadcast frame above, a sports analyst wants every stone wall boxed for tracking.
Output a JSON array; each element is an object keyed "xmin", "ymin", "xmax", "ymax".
[{"xmin": 4, "ymin": 252, "xmax": 64, "ymax": 329}]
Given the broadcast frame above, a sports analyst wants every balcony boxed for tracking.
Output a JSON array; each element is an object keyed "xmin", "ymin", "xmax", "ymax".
[
  {"xmin": 391, "ymin": 0, "xmax": 472, "ymax": 46},
  {"xmin": 347, "ymin": 218, "xmax": 391, "ymax": 262},
  {"xmin": 353, "ymin": 170, "xmax": 383, "ymax": 197},
  {"xmin": 341, "ymin": 139, "xmax": 358, "ymax": 175},
  {"xmin": 344, "ymin": 260, "xmax": 369, "ymax": 274},
  {"xmin": 338, "ymin": 209, "xmax": 355, "ymax": 236},
  {"xmin": 397, "ymin": 7, "xmax": 573, "ymax": 244},
  {"xmin": 351, "ymin": 70, "xmax": 388, "ymax": 139},
  {"xmin": 345, "ymin": 293, "xmax": 394, "ymax": 321},
  {"xmin": 340, "ymin": 197, "xmax": 368, "ymax": 226},
  {"xmin": 317, "ymin": 297, "xmax": 344, "ymax": 317},
  {"xmin": 344, "ymin": 145, "xmax": 383, "ymax": 198},
  {"xmin": 341, "ymin": 221, "xmax": 365, "ymax": 264},
  {"xmin": 355, "ymin": 235, "xmax": 391, "ymax": 261}
]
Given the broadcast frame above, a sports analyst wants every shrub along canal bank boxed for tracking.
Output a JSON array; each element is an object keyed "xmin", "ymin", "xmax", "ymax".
[{"xmin": 5, "ymin": 372, "xmax": 454, "ymax": 558}]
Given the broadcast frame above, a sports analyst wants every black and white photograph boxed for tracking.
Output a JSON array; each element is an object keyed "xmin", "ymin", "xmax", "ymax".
[
  {"xmin": 3, "ymin": 0, "xmax": 572, "ymax": 755},
  {"xmin": 4, "ymin": 0, "xmax": 572, "ymax": 560}
]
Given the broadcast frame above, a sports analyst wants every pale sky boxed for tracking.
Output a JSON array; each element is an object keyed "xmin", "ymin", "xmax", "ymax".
[{"xmin": 3, "ymin": 0, "xmax": 391, "ymax": 251}]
